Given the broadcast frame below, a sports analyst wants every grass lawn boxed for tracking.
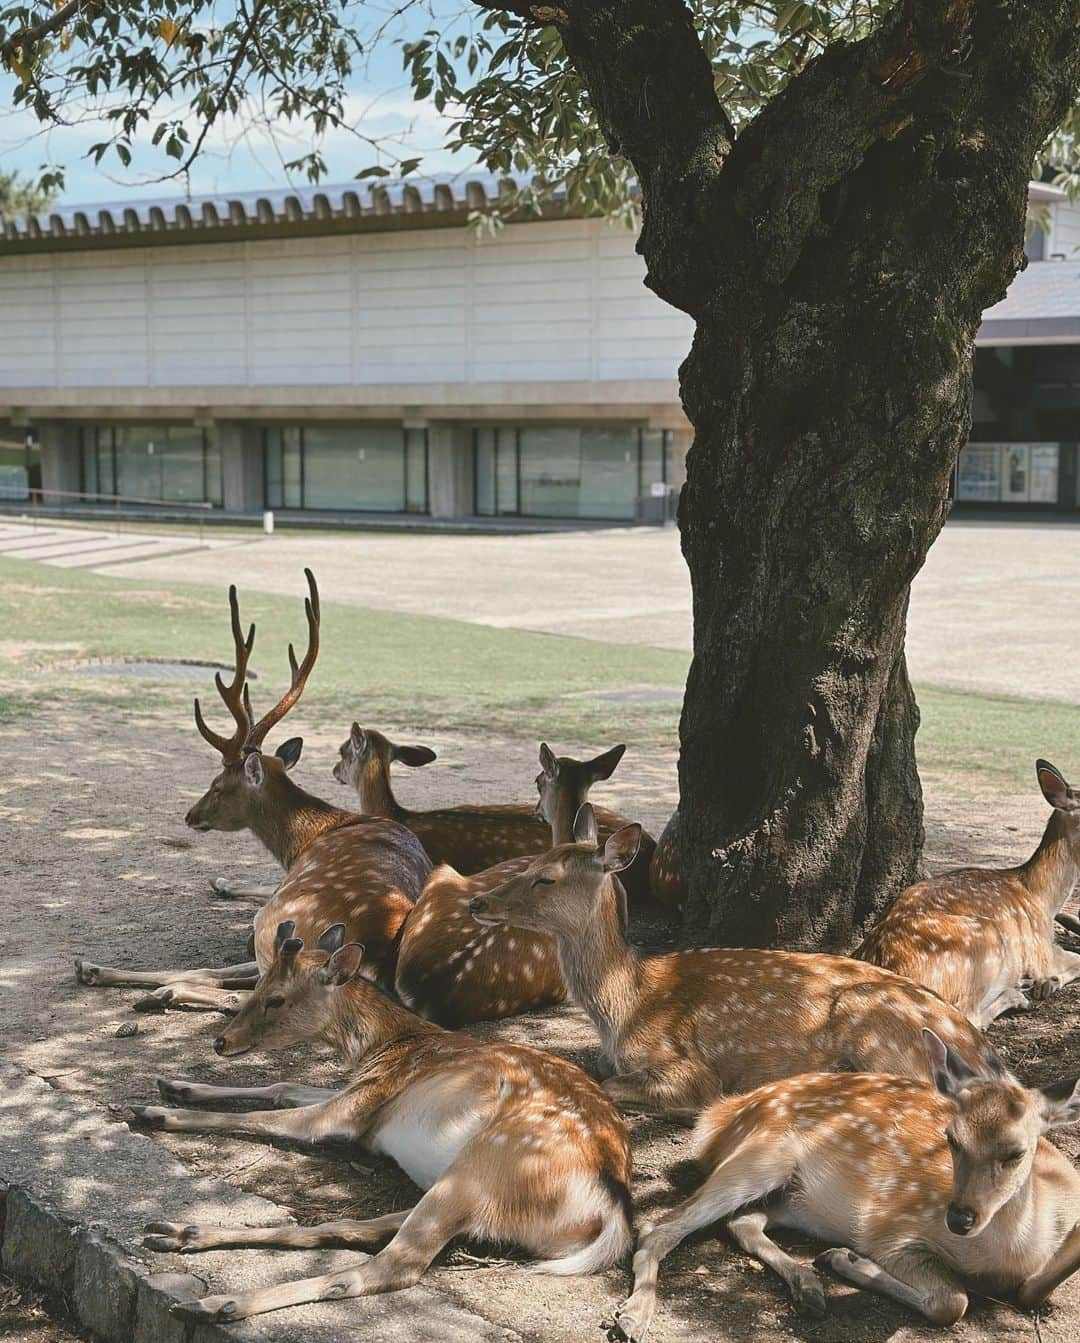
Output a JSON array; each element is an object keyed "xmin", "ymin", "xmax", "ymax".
[{"xmin": 1, "ymin": 555, "xmax": 1075, "ymax": 788}]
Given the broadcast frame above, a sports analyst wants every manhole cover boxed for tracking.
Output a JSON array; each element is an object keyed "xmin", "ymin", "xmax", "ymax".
[
  {"xmin": 68, "ymin": 659, "xmax": 258, "ymax": 682},
  {"xmin": 575, "ymin": 688, "xmax": 682, "ymax": 704}
]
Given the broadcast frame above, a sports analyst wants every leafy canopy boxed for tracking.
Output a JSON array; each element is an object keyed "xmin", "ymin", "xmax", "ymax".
[
  {"xmin": 1, "ymin": 1, "xmax": 1077, "ymax": 218},
  {"xmin": 0, "ymin": 167, "xmax": 53, "ymax": 219}
]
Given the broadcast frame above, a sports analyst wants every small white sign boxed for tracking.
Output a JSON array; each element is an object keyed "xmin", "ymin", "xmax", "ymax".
[{"xmin": 650, "ymin": 481, "xmax": 669, "ymax": 497}]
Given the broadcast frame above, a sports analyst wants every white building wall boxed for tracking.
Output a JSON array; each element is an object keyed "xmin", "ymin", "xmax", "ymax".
[
  {"xmin": 0, "ymin": 219, "xmax": 693, "ymax": 395},
  {"xmin": 1049, "ymin": 197, "xmax": 1080, "ymax": 257}
]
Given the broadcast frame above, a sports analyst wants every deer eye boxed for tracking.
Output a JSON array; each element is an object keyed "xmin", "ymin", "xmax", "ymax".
[
  {"xmin": 1001, "ymin": 1150, "xmax": 1024, "ymax": 1166},
  {"xmin": 532, "ymin": 877, "xmax": 555, "ymax": 888},
  {"xmin": 266, "ymin": 995, "xmax": 286, "ymax": 1010},
  {"xmin": 945, "ymin": 1132, "xmax": 960, "ymax": 1151}
]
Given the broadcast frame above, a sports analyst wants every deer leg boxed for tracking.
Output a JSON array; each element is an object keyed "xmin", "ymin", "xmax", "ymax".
[
  {"xmin": 129, "ymin": 1087, "xmax": 362, "ymax": 1144},
  {"xmin": 725, "ymin": 1211, "xmax": 826, "ymax": 1317},
  {"xmin": 1055, "ymin": 911, "xmax": 1080, "ymax": 938},
  {"xmin": 1016, "ymin": 1223, "xmax": 1080, "ymax": 1308},
  {"xmin": 132, "ymin": 983, "xmax": 252, "ymax": 1013},
  {"xmin": 602, "ymin": 1064, "xmax": 710, "ymax": 1119},
  {"xmin": 210, "ymin": 878, "xmax": 276, "ymax": 901},
  {"xmin": 145, "ymin": 1209, "xmax": 414, "ymax": 1255},
  {"xmin": 815, "ymin": 1246, "xmax": 968, "ymax": 1325},
  {"xmin": 170, "ymin": 1185, "xmax": 465, "ymax": 1322},
  {"xmin": 75, "ymin": 959, "xmax": 259, "ymax": 989},
  {"xmin": 156, "ymin": 1077, "xmax": 336, "ymax": 1108},
  {"xmin": 971, "ymin": 983, "xmax": 1034, "ymax": 1028}
]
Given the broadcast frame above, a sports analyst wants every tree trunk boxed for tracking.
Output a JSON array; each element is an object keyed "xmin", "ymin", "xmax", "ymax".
[{"xmin": 524, "ymin": 0, "xmax": 1080, "ymax": 947}]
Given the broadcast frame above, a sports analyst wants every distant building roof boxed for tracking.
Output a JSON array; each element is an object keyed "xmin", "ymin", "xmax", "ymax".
[
  {"xmin": 0, "ymin": 172, "xmax": 555, "ymax": 255},
  {"xmin": 978, "ymin": 260, "xmax": 1080, "ymax": 344}
]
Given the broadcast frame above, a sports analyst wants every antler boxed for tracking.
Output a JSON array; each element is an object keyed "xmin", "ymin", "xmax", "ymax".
[
  {"xmin": 244, "ymin": 568, "xmax": 320, "ymax": 752},
  {"xmin": 193, "ymin": 584, "xmax": 256, "ymax": 764}
]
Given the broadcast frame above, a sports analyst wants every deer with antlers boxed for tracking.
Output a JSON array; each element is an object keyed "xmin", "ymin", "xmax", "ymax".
[
  {"xmin": 75, "ymin": 571, "xmax": 430, "ymax": 1009},
  {"xmin": 468, "ymin": 805, "xmax": 1001, "ymax": 1112},
  {"xmin": 857, "ymin": 759, "xmax": 1080, "ymax": 1027},
  {"xmin": 334, "ymin": 731, "xmax": 659, "ymax": 909},
  {"xmin": 612, "ymin": 1031, "xmax": 1080, "ymax": 1339},
  {"xmin": 126, "ymin": 930, "xmax": 633, "ymax": 1324}
]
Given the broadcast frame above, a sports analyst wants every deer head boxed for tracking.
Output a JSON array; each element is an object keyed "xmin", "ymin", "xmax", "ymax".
[
  {"xmin": 185, "ymin": 570, "xmax": 319, "ymax": 835},
  {"xmin": 469, "ymin": 804, "xmax": 641, "ymax": 936},
  {"xmin": 213, "ymin": 921, "xmax": 362, "ymax": 1057},
  {"xmin": 332, "ymin": 724, "xmax": 437, "ymax": 809},
  {"xmin": 1037, "ymin": 759, "xmax": 1080, "ymax": 839},
  {"xmin": 535, "ymin": 742, "xmax": 626, "ymax": 835},
  {"xmin": 923, "ymin": 1029, "xmax": 1080, "ymax": 1238}
]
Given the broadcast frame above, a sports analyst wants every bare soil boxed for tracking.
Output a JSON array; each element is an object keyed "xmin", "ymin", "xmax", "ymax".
[{"xmin": 4, "ymin": 702, "xmax": 1080, "ymax": 1343}]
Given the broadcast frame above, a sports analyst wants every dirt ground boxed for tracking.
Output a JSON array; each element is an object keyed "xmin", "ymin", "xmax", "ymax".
[{"xmin": 4, "ymin": 700, "xmax": 1080, "ymax": 1343}]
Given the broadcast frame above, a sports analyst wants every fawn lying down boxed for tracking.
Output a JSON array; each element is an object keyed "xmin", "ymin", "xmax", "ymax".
[
  {"xmin": 614, "ymin": 1030, "xmax": 1080, "ymax": 1339},
  {"xmin": 129, "ymin": 926, "xmax": 633, "ymax": 1323},
  {"xmin": 469, "ymin": 805, "xmax": 1000, "ymax": 1111}
]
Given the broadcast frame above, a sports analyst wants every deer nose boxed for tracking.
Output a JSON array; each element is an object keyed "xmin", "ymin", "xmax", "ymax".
[
  {"xmin": 946, "ymin": 1205, "xmax": 977, "ymax": 1236},
  {"xmin": 213, "ymin": 1036, "xmax": 227, "ymax": 1055}
]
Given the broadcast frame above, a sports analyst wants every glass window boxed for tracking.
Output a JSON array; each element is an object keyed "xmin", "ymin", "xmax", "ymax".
[
  {"xmin": 475, "ymin": 429, "xmax": 496, "ymax": 516},
  {"xmin": 519, "ymin": 427, "xmax": 638, "ymax": 519},
  {"xmin": 495, "ymin": 429, "xmax": 518, "ymax": 514},
  {"xmin": 0, "ymin": 428, "xmax": 30, "ymax": 500},
  {"xmin": 301, "ymin": 425, "xmax": 406, "ymax": 512},
  {"xmin": 80, "ymin": 427, "xmax": 115, "ymax": 499},
  {"xmin": 115, "ymin": 425, "xmax": 211, "ymax": 504},
  {"xmin": 405, "ymin": 429, "xmax": 428, "ymax": 514},
  {"xmin": 956, "ymin": 442, "xmax": 1059, "ymax": 504}
]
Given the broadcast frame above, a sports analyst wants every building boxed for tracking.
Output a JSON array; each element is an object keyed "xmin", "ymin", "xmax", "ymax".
[
  {"xmin": 0, "ymin": 176, "xmax": 1078, "ymax": 524},
  {"xmin": 0, "ymin": 178, "xmax": 693, "ymax": 525}
]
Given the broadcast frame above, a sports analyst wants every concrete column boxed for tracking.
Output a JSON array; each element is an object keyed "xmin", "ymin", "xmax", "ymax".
[
  {"xmin": 669, "ymin": 428, "xmax": 692, "ymax": 490},
  {"xmin": 427, "ymin": 423, "xmax": 474, "ymax": 519},
  {"xmin": 219, "ymin": 423, "xmax": 264, "ymax": 513},
  {"xmin": 38, "ymin": 422, "xmax": 82, "ymax": 498}
]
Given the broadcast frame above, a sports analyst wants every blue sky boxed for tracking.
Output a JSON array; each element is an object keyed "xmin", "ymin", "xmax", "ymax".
[{"xmin": 0, "ymin": 5, "xmax": 478, "ymax": 206}]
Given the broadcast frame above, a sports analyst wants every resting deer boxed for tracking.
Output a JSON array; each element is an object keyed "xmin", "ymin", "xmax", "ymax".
[
  {"xmin": 334, "ymin": 729, "xmax": 658, "ymax": 907},
  {"xmin": 393, "ymin": 743, "xmax": 634, "ymax": 1025},
  {"xmin": 648, "ymin": 809, "xmax": 684, "ymax": 911},
  {"xmin": 128, "ymin": 931, "xmax": 633, "ymax": 1324},
  {"xmin": 75, "ymin": 572, "xmax": 430, "ymax": 1010},
  {"xmin": 612, "ymin": 1030, "xmax": 1080, "ymax": 1340},
  {"xmin": 468, "ymin": 806, "xmax": 1000, "ymax": 1112},
  {"xmin": 858, "ymin": 759, "xmax": 1080, "ymax": 1028}
]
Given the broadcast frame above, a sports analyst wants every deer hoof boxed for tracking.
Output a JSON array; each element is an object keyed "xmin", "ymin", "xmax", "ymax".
[
  {"xmin": 75, "ymin": 959, "xmax": 101, "ymax": 985},
  {"xmin": 128, "ymin": 1104, "xmax": 167, "ymax": 1130},
  {"xmin": 209, "ymin": 878, "xmax": 234, "ymax": 897},
  {"xmin": 133, "ymin": 989, "xmax": 173, "ymax": 1013},
  {"xmin": 171, "ymin": 1295, "xmax": 236, "ymax": 1321},
  {"xmin": 143, "ymin": 1221, "xmax": 202, "ymax": 1252},
  {"xmin": 790, "ymin": 1268, "xmax": 827, "ymax": 1317},
  {"xmin": 156, "ymin": 1077, "xmax": 191, "ymax": 1104}
]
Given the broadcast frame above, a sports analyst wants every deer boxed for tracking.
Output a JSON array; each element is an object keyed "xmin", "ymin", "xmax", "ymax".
[
  {"xmin": 392, "ymin": 743, "xmax": 636, "ymax": 1025},
  {"xmin": 467, "ymin": 805, "xmax": 1002, "ymax": 1113},
  {"xmin": 648, "ymin": 809, "xmax": 684, "ymax": 911},
  {"xmin": 126, "ymin": 930, "xmax": 634, "ymax": 1325},
  {"xmin": 857, "ymin": 759, "xmax": 1080, "ymax": 1028},
  {"xmin": 74, "ymin": 571, "xmax": 431, "ymax": 1010},
  {"xmin": 334, "ymin": 729, "xmax": 658, "ymax": 909},
  {"xmin": 611, "ymin": 1030, "xmax": 1080, "ymax": 1340}
]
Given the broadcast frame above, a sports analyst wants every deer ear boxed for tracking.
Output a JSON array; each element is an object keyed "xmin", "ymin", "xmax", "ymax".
[
  {"xmin": 279, "ymin": 937, "xmax": 304, "ymax": 966},
  {"xmin": 243, "ymin": 753, "xmax": 265, "ymax": 787},
  {"xmin": 573, "ymin": 802, "xmax": 598, "ymax": 845},
  {"xmin": 316, "ymin": 923, "xmax": 346, "ymax": 955},
  {"xmin": 319, "ymin": 943, "xmax": 365, "ymax": 986},
  {"xmin": 393, "ymin": 744, "xmax": 437, "ymax": 767},
  {"xmin": 276, "ymin": 737, "xmax": 303, "ymax": 770},
  {"xmin": 274, "ymin": 920, "xmax": 296, "ymax": 947},
  {"xmin": 1037, "ymin": 759, "xmax": 1079, "ymax": 811},
  {"xmin": 1040, "ymin": 1076, "xmax": 1080, "ymax": 1130},
  {"xmin": 538, "ymin": 743, "xmax": 559, "ymax": 778},
  {"xmin": 923, "ymin": 1029, "xmax": 979, "ymax": 1097},
  {"xmin": 587, "ymin": 743, "xmax": 626, "ymax": 783},
  {"xmin": 603, "ymin": 824, "xmax": 642, "ymax": 873},
  {"xmin": 350, "ymin": 723, "xmax": 366, "ymax": 752}
]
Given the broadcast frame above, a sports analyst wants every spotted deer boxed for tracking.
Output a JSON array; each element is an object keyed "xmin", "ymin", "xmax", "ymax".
[
  {"xmin": 857, "ymin": 759, "xmax": 1080, "ymax": 1028},
  {"xmin": 74, "ymin": 572, "xmax": 430, "ymax": 1009},
  {"xmin": 334, "ymin": 728, "xmax": 657, "ymax": 907},
  {"xmin": 648, "ymin": 809, "xmax": 684, "ymax": 911},
  {"xmin": 127, "ymin": 932, "xmax": 633, "ymax": 1324},
  {"xmin": 393, "ymin": 743, "xmax": 633, "ymax": 1025},
  {"xmin": 612, "ymin": 1030, "xmax": 1080, "ymax": 1340},
  {"xmin": 468, "ymin": 805, "xmax": 1000, "ymax": 1112}
]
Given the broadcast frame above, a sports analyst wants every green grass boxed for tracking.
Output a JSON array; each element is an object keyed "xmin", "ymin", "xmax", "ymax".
[
  {"xmin": 2, "ymin": 555, "xmax": 1076, "ymax": 786},
  {"xmin": 0, "ymin": 555, "xmax": 689, "ymax": 747}
]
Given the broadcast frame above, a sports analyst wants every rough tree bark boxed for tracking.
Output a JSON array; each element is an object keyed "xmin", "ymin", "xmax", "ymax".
[{"xmin": 497, "ymin": 0, "xmax": 1080, "ymax": 948}]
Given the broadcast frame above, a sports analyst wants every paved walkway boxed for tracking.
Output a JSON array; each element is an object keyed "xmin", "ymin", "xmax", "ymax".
[{"xmin": 4, "ymin": 515, "xmax": 1078, "ymax": 702}]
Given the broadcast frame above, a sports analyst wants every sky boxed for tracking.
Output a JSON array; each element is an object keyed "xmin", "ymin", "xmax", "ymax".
[{"xmin": 0, "ymin": 4, "xmax": 478, "ymax": 207}]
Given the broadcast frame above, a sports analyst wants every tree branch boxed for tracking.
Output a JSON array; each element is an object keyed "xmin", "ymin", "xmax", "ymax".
[{"xmin": 0, "ymin": 0, "xmax": 98, "ymax": 64}]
